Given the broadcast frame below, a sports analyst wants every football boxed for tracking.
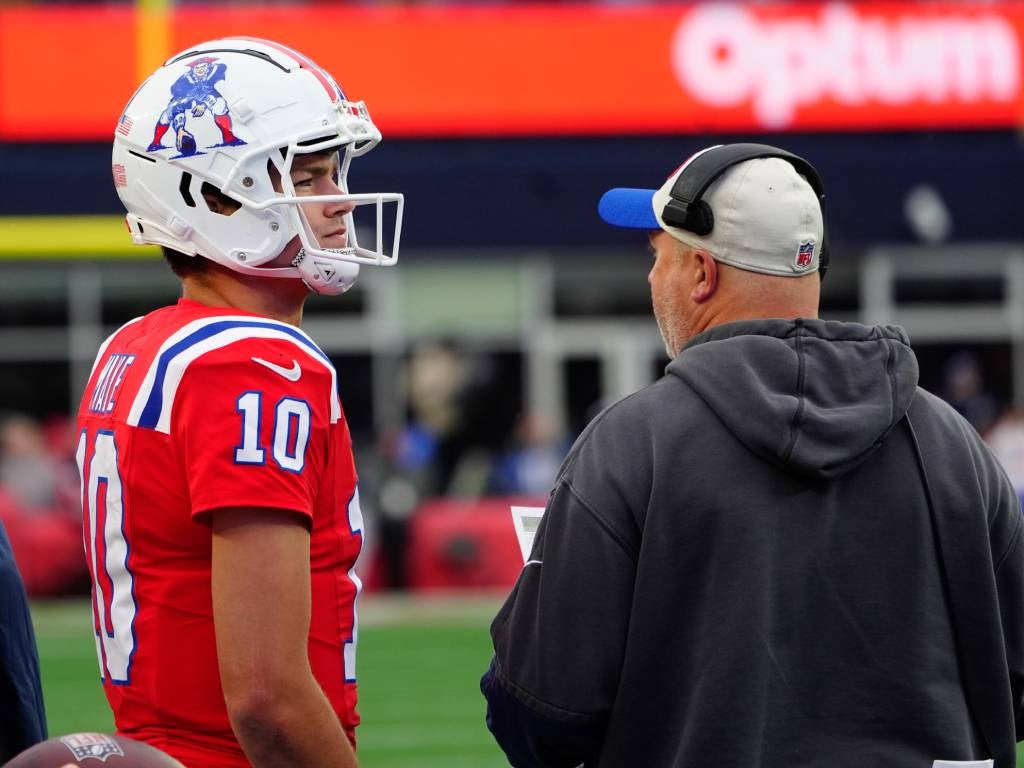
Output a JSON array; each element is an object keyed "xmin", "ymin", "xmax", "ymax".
[
  {"xmin": 176, "ymin": 131, "xmax": 197, "ymax": 156},
  {"xmin": 2, "ymin": 733, "xmax": 185, "ymax": 767}
]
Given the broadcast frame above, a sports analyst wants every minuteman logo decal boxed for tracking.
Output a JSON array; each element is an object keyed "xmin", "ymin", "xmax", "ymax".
[{"xmin": 146, "ymin": 57, "xmax": 247, "ymax": 158}]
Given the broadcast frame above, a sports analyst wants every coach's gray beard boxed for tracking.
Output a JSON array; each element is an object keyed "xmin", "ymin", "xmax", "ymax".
[{"xmin": 652, "ymin": 298, "xmax": 689, "ymax": 360}]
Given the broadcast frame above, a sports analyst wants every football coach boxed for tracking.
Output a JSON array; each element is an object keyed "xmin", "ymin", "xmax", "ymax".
[{"xmin": 481, "ymin": 144, "xmax": 1024, "ymax": 768}]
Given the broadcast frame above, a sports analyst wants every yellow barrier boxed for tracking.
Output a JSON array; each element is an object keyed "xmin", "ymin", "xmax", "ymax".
[{"xmin": 0, "ymin": 216, "xmax": 159, "ymax": 259}]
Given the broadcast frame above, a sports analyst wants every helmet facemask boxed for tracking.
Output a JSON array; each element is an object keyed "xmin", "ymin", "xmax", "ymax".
[
  {"xmin": 216, "ymin": 117, "xmax": 403, "ymax": 296},
  {"xmin": 275, "ymin": 137, "xmax": 402, "ymax": 295}
]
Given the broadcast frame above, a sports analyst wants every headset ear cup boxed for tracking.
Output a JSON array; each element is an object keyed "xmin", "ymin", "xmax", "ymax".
[
  {"xmin": 661, "ymin": 200, "xmax": 692, "ymax": 230},
  {"xmin": 661, "ymin": 199, "xmax": 715, "ymax": 235},
  {"xmin": 687, "ymin": 201, "xmax": 714, "ymax": 236}
]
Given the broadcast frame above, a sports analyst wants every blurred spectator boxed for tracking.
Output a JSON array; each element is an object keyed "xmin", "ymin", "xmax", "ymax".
[
  {"xmin": 372, "ymin": 428, "xmax": 433, "ymax": 590},
  {"xmin": 0, "ymin": 415, "xmax": 77, "ymax": 518},
  {"xmin": 0, "ymin": 414, "xmax": 63, "ymax": 512},
  {"xmin": 942, "ymin": 350, "xmax": 1001, "ymax": 436},
  {"xmin": 370, "ymin": 341, "xmax": 530, "ymax": 588},
  {"xmin": 371, "ymin": 342, "xmax": 467, "ymax": 588},
  {"xmin": 986, "ymin": 407, "xmax": 1024, "ymax": 506},
  {"xmin": 489, "ymin": 412, "xmax": 568, "ymax": 496},
  {"xmin": 405, "ymin": 340, "xmax": 467, "ymax": 492},
  {"xmin": 0, "ymin": 413, "xmax": 84, "ymax": 597}
]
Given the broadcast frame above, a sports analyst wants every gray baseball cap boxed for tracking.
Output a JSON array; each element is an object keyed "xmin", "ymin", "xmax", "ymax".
[{"xmin": 598, "ymin": 147, "xmax": 824, "ymax": 277}]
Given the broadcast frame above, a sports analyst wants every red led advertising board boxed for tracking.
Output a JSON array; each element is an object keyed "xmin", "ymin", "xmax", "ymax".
[{"xmin": 1, "ymin": 2, "xmax": 1022, "ymax": 140}]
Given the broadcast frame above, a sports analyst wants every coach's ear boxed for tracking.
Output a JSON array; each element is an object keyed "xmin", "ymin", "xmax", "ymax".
[{"xmin": 690, "ymin": 248, "xmax": 719, "ymax": 304}]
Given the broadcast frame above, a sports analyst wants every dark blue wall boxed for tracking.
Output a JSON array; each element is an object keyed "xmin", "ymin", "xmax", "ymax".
[{"xmin": 2, "ymin": 130, "xmax": 1021, "ymax": 248}]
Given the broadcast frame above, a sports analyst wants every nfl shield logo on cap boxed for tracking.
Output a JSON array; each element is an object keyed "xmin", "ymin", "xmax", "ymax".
[{"xmin": 795, "ymin": 241, "xmax": 815, "ymax": 270}]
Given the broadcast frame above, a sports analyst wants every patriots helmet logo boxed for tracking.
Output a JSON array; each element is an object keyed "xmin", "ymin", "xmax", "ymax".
[{"xmin": 146, "ymin": 57, "xmax": 247, "ymax": 157}]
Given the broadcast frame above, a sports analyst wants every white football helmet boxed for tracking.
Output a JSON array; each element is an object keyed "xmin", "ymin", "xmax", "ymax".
[{"xmin": 111, "ymin": 36, "xmax": 403, "ymax": 295}]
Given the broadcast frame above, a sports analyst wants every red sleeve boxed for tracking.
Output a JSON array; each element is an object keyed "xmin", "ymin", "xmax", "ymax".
[{"xmin": 171, "ymin": 338, "xmax": 333, "ymax": 519}]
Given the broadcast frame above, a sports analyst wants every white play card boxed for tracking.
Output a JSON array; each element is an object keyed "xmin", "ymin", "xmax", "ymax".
[{"xmin": 510, "ymin": 505, "xmax": 545, "ymax": 563}]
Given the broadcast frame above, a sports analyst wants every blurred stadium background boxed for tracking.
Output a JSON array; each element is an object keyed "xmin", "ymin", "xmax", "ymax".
[{"xmin": 4, "ymin": 0, "xmax": 1024, "ymax": 764}]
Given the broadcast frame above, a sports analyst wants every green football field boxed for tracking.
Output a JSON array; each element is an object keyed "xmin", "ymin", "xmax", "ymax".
[
  {"xmin": 31, "ymin": 594, "xmax": 511, "ymax": 768},
  {"xmin": 31, "ymin": 596, "xmax": 1024, "ymax": 767}
]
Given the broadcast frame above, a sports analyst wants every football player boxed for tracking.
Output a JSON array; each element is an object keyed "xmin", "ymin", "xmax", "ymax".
[{"xmin": 77, "ymin": 37, "xmax": 402, "ymax": 768}]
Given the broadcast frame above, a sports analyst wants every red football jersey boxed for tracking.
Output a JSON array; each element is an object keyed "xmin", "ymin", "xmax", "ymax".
[{"xmin": 75, "ymin": 299, "xmax": 363, "ymax": 767}]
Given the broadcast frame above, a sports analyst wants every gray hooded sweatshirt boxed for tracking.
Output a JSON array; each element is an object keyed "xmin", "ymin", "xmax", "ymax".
[{"xmin": 486, "ymin": 318, "xmax": 1024, "ymax": 767}]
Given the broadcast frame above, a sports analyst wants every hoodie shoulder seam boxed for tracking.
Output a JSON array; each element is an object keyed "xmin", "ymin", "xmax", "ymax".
[
  {"xmin": 993, "ymin": 506, "xmax": 1022, "ymax": 575},
  {"xmin": 559, "ymin": 477, "xmax": 637, "ymax": 559},
  {"xmin": 781, "ymin": 322, "xmax": 807, "ymax": 463},
  {"xmin": 883, "ymin": 331, "xmax": 899, "ymax": 427}
]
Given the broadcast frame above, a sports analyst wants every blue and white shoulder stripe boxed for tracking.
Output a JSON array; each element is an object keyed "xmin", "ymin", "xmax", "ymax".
[{"xmin": 126, "ymin": 315, "xmax": 340, "ymax": 433}]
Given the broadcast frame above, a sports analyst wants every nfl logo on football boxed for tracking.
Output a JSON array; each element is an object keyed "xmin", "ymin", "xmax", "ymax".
[
  {"xmin": 59, "ymin": 733, "xmax": 126, "ymax": 762},
  {"xmin": 794, "ymin": 240, "xmax": 815, "ymax": 270}
]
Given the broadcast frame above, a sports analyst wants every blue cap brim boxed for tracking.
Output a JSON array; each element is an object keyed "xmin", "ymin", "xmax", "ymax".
[{"xmin": 598, "ymin": 188, "xmax": 660, "ymax": 229}]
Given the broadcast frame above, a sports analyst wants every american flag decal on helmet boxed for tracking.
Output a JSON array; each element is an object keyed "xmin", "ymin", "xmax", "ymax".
[{"xmin": 116, "ymin": 114, "xmax": 134, "ymax": 137}]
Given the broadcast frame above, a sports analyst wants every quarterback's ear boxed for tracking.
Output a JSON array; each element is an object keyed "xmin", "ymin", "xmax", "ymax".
[
  {"xmin": 690, "ymin": 249, "xmax": 718, "ymax": 304},
  {"xmin": 200, "ymin": 182, "xmax": 241, "ymax": 216}
]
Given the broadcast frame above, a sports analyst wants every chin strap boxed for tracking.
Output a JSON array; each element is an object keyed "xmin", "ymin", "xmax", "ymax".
[{"xmin": 292, "ymin": 247, "xmax": 360, "ymax": 295}]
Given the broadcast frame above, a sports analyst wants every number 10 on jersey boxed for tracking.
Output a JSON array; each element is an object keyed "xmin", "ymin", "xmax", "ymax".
[{"xmin": 77, "ymin": 429, "xmax": 137, "ymax": 684}]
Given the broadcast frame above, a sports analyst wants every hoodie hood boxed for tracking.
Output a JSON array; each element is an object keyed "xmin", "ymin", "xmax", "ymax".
[{"xmin": 669, "ymin": 318, "xmax": 919, "ymax": 479}]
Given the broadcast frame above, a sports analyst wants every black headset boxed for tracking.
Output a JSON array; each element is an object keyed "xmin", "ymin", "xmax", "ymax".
[{"xmin": 660, "ymin": 143, "xmax": 830, "ymax": 280}]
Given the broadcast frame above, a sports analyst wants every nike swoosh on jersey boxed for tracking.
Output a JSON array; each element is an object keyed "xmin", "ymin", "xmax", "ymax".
[{"xmin": 251, "ymin": 357, "xmax": 302, "ymax": 382}]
